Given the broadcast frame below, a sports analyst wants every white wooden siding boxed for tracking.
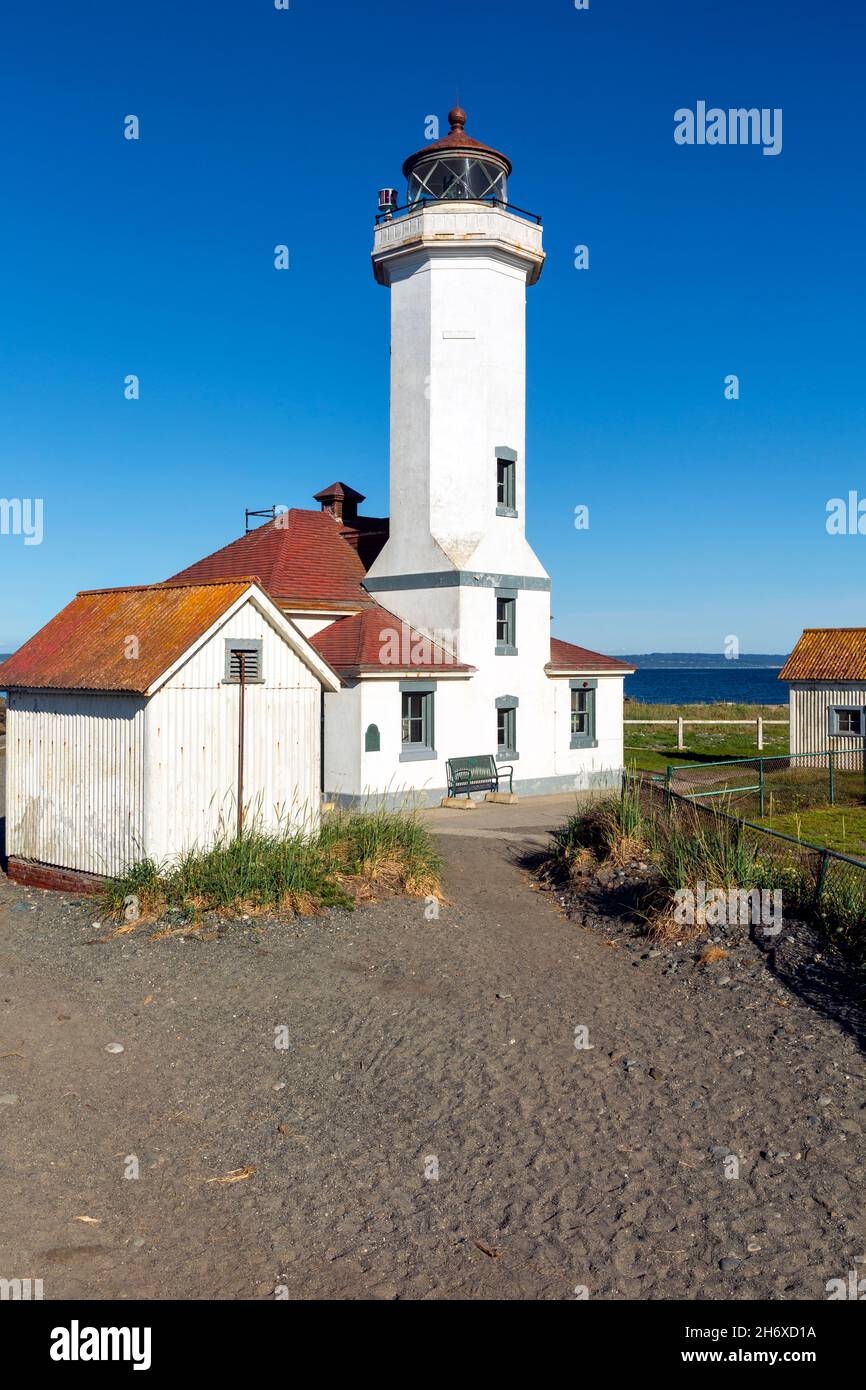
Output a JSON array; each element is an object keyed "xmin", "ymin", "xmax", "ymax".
[
  {"xmin": 5, "ymin": 691, "xmax": 146, "ymax": 876},
  {"xmin": 144, "ymin": 600, "xmax": 322, "ymax": 861}
]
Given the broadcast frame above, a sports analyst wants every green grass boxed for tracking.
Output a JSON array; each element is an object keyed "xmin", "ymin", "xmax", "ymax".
[
  {"xmin": 759, "ymin": 806, "xmax": 866, "ymax": 859},
  {"xmin": 624, "ymin": 701, "xmax": 789, "ymax": 773},
  {"xmin": 103, "ymin": 810, "xmax": 442, "ymax": 922}
]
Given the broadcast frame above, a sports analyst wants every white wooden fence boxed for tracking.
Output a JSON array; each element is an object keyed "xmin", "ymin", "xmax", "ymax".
[{"xmin": 624, "ymin": 717, "xmax": 789, "ymax": 752}]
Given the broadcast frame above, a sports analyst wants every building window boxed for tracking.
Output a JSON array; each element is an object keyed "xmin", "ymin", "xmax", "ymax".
[
  {"xmin": 495, "ymin": 590, "xmax": 517, "ymax": 654},
  {"xmin": 495, "ymin": 447, "xmax": 518, "ymax": 517},
  {"xmin": 570, "ymin": 679, "xmax": 598, "ymax": 748},
  {"xmin": 829, "ymin": 706, "xmax": 864, "ymax": 737},
  {"xmin": 399, "ymin": 682, "xmax": 436, "ymax": 761},
  {"xmin": 224, "ymin": 639, "xmax": 263, "ymax": 683},
  {"xmin": 495, "ymin": 696, "xmax": 519, "ymax": 759}
]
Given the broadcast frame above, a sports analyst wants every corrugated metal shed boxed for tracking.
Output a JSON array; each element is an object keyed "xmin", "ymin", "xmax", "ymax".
[{"xmin": 780, "ymin": 629, "xmax": 866, "ymax": 683}]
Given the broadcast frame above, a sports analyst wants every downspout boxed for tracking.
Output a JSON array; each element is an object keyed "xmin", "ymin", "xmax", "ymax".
[{"xmin": 237, "ymin": 651, "xmax": 246, "ymax": 840}]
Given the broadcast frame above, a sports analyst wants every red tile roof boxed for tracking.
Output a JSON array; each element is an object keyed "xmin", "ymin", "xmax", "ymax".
[
  {"xmin": 311, "ymin": 606, "xmax": 473, "ymax": 678},
  {"xmin": 0, "ymin": 580, "xmax": 255, "ymax": 693},
  {"xmin": 168, "ymin": 509, "xmax": 375, "ymax": 612},
  {"xmin": 546, "ymin": 637, "xmax": 635, "ymax": 675},
  {"xmin": 779, "ymin": 629, "xmax": 866, "ymax": 682}
]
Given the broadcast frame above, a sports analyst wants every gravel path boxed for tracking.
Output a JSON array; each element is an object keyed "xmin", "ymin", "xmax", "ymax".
[{"xmin": 0, "ymin": 811, "xmax": 865, "ymax": 1300}]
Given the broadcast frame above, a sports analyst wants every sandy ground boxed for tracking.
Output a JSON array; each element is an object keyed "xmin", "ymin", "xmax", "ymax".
[{"xmin": 1, "ymin": 792, "xmax": 865, "ymax": 1300}]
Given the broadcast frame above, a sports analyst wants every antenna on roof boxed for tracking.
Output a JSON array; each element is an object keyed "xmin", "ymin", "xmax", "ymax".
[{"xmin": 245, "ymin": 505, "xmax": 279, "ymax": 533}]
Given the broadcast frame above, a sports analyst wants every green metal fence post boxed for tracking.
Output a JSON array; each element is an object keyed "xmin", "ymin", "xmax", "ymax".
[
  {"xmin": 758, "ymin": 758, "xmax": 765, "ymax": 818},
  {"xmin": 828, "ymin": 750, "xmax": 835, "ymax": 806},
  {"xmin": 816, "ymin": 850, "xmax": 829, "ymax": 911}
]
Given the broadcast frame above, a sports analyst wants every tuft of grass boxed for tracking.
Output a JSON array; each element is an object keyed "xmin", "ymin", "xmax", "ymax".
[
  {"xmin": 103, "ymin": 810, "xmax": 442, "ymax": 926},
  {"xmin": 548, "ymin": 775, "xmax": 659, "ymax": 875}
]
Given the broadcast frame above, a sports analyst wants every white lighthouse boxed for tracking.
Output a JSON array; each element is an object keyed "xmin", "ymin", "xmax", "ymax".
[{"xmin": 366, "ymin": 106, "xmax": 549, "ymax": 674}]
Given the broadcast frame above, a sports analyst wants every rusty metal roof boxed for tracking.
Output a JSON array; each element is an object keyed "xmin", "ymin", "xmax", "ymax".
[
  {"xmin": 0, "ymin": 580, "xmax": 257, "ymax": 693},
  {"xmin": 779, "ymin": 628, "xmax": 866, "ymax": 682},
  {"xmin": 402, "ymin": 106, "xmax": 512, "ymax": 179}
]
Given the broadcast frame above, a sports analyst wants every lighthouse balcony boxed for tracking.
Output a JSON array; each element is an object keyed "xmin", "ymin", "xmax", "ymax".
[
  {"xmin": 375, "ymin": 195, "xmax": 541, "ymax": 228},
  {"xmin": 372, "ymin": 200, "xmax": 545, "ymax": 285}
]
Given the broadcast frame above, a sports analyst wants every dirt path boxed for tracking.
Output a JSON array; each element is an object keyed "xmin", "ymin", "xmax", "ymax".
[{"xmin": 0, "ymin": 810, "xmax": 864, "ymax": 1300}]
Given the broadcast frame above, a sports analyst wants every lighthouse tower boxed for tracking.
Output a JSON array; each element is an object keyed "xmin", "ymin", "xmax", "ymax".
[{"xmin": 364, "ymin": 106, "xmax": 549, "ymax": 673}]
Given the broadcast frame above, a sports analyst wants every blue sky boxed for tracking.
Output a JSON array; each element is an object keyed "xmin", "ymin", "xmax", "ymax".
[{"xmin": 1, "ymin": 0, "xmax": 864, "ymax": 654}]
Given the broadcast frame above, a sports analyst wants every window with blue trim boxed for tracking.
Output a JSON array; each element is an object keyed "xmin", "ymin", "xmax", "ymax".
[
  {"xmin": 829, "ymin": 706, "xmax": 864, "ymax": 736},
  {"xmin": 400, "ymin": 685, "xmax": 436, "ymax": 760},
  {"xmin": 495, "ymin": 593, "xmax": 517, "ymax": 653},
  {"xmin": 497, "ymin": 705, "xmax": 517, "ymax": 757},
  {"xmin": 570, "ymin": 680, "xmax": 597, "ymax": 748}
]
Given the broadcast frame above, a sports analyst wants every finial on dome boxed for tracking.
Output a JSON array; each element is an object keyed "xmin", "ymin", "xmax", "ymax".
[{"xmin": 448, "ymin": 105, "xmax": 467, "ymax": 132}]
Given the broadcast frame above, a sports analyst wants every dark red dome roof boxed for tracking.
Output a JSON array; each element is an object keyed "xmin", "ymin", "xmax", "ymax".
[{"xmin": 402, "ymin": 106, "xmax": 512, "ymax": 179}]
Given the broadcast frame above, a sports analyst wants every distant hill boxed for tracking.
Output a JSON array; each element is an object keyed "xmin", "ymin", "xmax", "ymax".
[{"xmin": 621, "ymin": 653, "xmax": 788, "ymax": 669}]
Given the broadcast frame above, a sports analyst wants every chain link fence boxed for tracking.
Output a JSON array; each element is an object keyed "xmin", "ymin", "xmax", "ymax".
[
  {"xmin": 637, "ymin": 775, "xmax": 866, "ymax": 950},
  {"xmin": 664, "ymin": 747, "xmax": 866, "ymax": 819}
]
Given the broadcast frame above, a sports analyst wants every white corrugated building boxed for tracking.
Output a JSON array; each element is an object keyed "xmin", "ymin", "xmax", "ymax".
[
  {"xmin": 0, "ymin": 579, "xmax": 339, "ymax": 890},
  {"xmin": 779, "ymin": 627, "xmax": 866, "ymax": 768}
]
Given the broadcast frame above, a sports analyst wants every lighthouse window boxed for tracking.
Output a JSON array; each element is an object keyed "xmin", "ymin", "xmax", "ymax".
[
  {"xmin": 496, "ymin": 459, "xmax": 516, "ymax": 514},
  {"xmin": 495, "ymin": 447, "xmax": 518, "ymax": 516},
  {"xmin": 407, "ymin": 156, "xmax": 507, "ymax": 206},
  {"xmin": 495, "ymin": 592, "xmax": 517, "ymax": 654},
  {"xmin": 399, "ymin": 683, "xmax": 436, "ymax": 761}
]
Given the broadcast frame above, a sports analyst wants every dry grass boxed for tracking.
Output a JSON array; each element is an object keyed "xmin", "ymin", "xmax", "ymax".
[
  {"xmin": 605, "ymin": 832, "xmax": 649, "ymax": 868},
  {"xmin": 645, "ymin": 899, "xmax": 703, "ymax": 944}
]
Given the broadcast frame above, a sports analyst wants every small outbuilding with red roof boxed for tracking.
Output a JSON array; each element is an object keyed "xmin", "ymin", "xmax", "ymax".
[{"xmin": 0, "ymin": 579, "xmax": 340, "ymax": 889}]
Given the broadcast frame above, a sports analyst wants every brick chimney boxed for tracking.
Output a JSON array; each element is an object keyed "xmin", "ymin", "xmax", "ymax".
[{"xmin": 313, "ymin": 481, "xmax": 365, "ymax": 526}]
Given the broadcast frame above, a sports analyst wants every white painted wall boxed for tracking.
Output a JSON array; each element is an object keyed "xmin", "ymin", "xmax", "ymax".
[{"xmin": 323, "ymin": 670, "xmax": 625, "ymax": 805}]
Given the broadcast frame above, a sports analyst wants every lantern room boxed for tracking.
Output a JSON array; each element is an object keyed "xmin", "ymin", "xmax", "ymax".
[{"xmin": 402, "ymin": 106, "xmax": 511, "ymax": 206}]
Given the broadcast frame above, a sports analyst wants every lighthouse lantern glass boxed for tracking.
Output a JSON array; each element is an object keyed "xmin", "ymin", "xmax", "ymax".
[{"xmin": 407, "ymin": 155, "xmax": 507, "ymax": 206}]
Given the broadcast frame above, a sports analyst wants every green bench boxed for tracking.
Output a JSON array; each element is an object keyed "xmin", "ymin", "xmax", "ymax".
[{"xmin": 445, "ymin": 754, "xmax": 514, "ymax": 799}]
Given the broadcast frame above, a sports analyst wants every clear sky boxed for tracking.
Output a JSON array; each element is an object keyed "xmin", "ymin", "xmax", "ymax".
[{"xmin": 1, "ymin": 0, "xmax": 864, "ymax": 655}]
